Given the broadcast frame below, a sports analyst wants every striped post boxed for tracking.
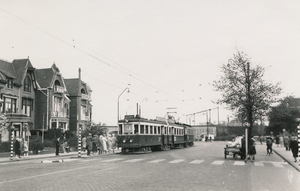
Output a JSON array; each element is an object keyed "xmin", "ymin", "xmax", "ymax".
[
  {"xmin": 298, "ymin": 125, "xmax": 300, "ymax": 157},
  {"xmin": 10, "ymin": 131, "xmax": 14, "ymax": 160},
  {"xmin": 78, "ymin": 124, "xmax": 82, "ymax": 158}
]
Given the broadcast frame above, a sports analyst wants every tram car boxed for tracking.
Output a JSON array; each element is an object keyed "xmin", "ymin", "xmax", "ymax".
[{"xmin": 117, "ymin": 115, "xmax": 194, "ymax": 153}]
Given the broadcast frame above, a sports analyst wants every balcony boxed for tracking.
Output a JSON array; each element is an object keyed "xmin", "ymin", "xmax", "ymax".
[
  {"xmin": 54, "ymin": 86, "xmax": 64, "ymax": 94},
  {"xmin": 81, "ymin": 94, "xmax": 90, "ymax": 100},
  {"xmin": 51, "ymin": 111, "xmax": 69, "ymax": 118}
]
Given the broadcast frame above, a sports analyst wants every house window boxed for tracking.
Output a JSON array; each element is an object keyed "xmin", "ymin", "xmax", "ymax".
[
  {"xmin": 22, "ymin": 98, "xmax": 33, "ymax": 117},
  {"xmin": 3, "ymin": 97, "xmax": 17, "ymax": 113},
  {"xmin": 23, "ymin": 76, "xmax": 31, "ymax": 92},
  {"xmin": 7, "ymin": 78, "xmax": 13, "ymax": 89}
]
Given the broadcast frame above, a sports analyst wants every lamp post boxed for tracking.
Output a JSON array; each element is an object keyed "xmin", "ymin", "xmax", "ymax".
[{"xmin": 117, "ymin": 87, "xmax": 130, "ymax": 123}]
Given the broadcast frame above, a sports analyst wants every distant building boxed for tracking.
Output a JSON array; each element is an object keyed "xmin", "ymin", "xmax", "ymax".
[
  {"xmin": 0, "ymin": 59, "xmax": 38, "ymax": 141},
  {"xmin": 65, "ymin": 69, "xmax": 92, "ymax": 133},
  {"xmin": 35, "ymin": 64, "xmax": 70, "ymax": 134},
  {"xmin": 193, "ymin": 122, "xmax": 217, "ymax": 140}
]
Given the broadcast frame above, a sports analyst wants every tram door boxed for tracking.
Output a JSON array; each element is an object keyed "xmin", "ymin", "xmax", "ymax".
[
  {"xmin": 165, "ymin": 126, "xmax": 169, "ymax": 145},
  {"xmin": 184, "ymin": 127, "xmax": 187, "ymax": 143},
  {"xmin": 171, "ymin": 127, "xmax": 174, "ymax": 145},
  {"xmin": 161, "ymin": 126, "xmax": 165, "ymax": 146}
]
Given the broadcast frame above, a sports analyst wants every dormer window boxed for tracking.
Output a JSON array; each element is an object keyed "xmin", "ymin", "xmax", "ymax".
[
  {"xmin": 81, "ymin": 89, "xmax": 86, "ymax": 94},
  {"xmin": 24, "ymin": 76, "xmax": 31, "ymax": 92},
  {"xmin": 7, "ymin": 78, "xmax": 13, "ymax": 89}
]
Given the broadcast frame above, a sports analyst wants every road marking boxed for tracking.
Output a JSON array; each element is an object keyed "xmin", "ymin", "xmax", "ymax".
[
  {"xmin": 81, "ymin": 159, "xmax": 98, "ymax": 162},
  {"xmin": 168, "ymin": 159, "xmax": 185, "ymax": 164},
  {"xmin": 254, "ymin": 162, "xmax": 264, "ymax": 166},
  {"xmin": 190, "ymin": 160, "xmax": 204, "ymax": 164},
  {"xmin": 123, "ymin": 159, "xmax": 145, "ymax": 163},
  {"xmin": 102, "ymin": 158, "xmax": 125, "ymax": 162},
  {"xmin": 62, "ymin": 159, "xmax": 79, "ymax": 162},
  {"xmin": 211, "ymin": 160, "xmax": 224, "ymax": 165},
  {"xmin": 41, "ymin": 160, "xmax": 64, "ymax": 163},
  {"xmin": 272, "ymin": 163, "xmax": 284, "ymax": 168},
  {"xmin": 147, "ymin": 159, "xmax": 166, "ymax": 163},
  {"xmin": 233, "ymin": 161, "xmax": 245, "ymax": 166}
]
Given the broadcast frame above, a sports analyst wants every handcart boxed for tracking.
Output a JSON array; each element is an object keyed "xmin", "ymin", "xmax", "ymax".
[{"xmin": 224, "ymin": 146, "xmax": 242, "ymax": 159}]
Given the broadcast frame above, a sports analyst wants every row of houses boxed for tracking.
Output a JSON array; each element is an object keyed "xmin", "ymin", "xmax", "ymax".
[{"xmin": 0, "ymin": 58, "xmax": 92, "ymax": 142}]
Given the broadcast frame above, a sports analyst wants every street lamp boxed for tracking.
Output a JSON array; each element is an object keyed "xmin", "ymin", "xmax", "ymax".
[{"xmin": 117, "ymin": 87, "xmax": 130, "ymax": 123}]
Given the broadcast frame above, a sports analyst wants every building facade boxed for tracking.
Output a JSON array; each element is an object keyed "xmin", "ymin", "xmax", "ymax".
[
  {"xmin": 65, "ymin": 69, "xmax": 92, "ymax": 133},
  {"xmin": 35, "ymin": 64, "xmax": 70, "ymax": 133},
  {"xmin": 0, "ymin": 59, "xmax": 37, "ymax": 141},
  {"xmin": 193, "ymin": 123, "xmax": 217, "ymax": 140}
]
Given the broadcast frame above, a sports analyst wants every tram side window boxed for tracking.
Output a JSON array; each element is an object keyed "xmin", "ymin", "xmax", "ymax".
[
  {"xmin": 145, "ymin": 125, "xmax": 149, "ymax": 134},
  {"xmin": 134, "ymin": 124, "xmax": 139, "ymax": 134},
  {"xmin": 150, "ymin": 126, "xmax": 153, "ymax": 134},
  {"xmin": 154, "ymin": 126, "xmax": 157, "ymax": 134},
  {"xmin": 158, "ymin": 126, "xmax": 161, "ymax": 134},
  {"xmin": 140, "ymin": 125, "xmax": 144, "ymax": 134},
  {"xmin": 119, "ymin": 124, "xmax": 123, "ymax": 135},
  {"xmin": 169, "ymin": 127, "xmax": 172, "ymax": 135}
]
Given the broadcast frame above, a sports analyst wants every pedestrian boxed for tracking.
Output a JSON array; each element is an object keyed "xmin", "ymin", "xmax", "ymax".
[
  {"xmin": 245, "ymin": 137, "xmax": 256, "ymax": 163},
  {"xmin": 86, "ymin": 133, "xmax": 93, "ymax": 156},
  {"xmin": 283, "ymin": 135, "xmax": 290, "ymax": 151},
  {"xmin": 23, "ymin": 139, "xmax": 29, "ymax": 158},
  {"xmin": 82, "ymin": 136, "xmax": 86, "ymax": 152},
  {"xmin": 111, "ymin": 134, "xmax": 117, "ymax": 153},
  {"xmin": 289, "ymin": 134, "xmax": 298, "ymax": 162},
  {"xmin": 14, "ymin": 138, "xmax": 21, "ymax": 160},
  {"xmin": 266, "ymin": 136, "xmax": 273, "ymax": 155},
  {"xmin": 259, "ymin": 136, "xmax": 263, "ymax": 145},
  {"xmin": 62, "ymin": 135, "xmax": 67, "ymax": 153},
  {"xmin": 99, "ymin": 135, "xmax": 104, "ymax": 154},
  {"xmin": 102, "ymin": 134, "xmax": 108, "ymax": 154},
  {"xmin": 240, "ymin": 135, "xmax": 246, "ymax": 160},
  {"xmin": 209, "ymin": 136, "xmax": 212, "ymax": 142},
  {"xmin": 275, "ymin": 135, "xmax": 280, "ymax": 147},
  {"xmin": 55, "ymin": 137, "xmax": 60, "ymax": 156},
  {"xmin": 279, "ymin": 135, "xmax": 283, "ymax": 147},
  {"xmin": 107, "ymin": 134, "xmax": 113, "ymax": 153},
  {"xmin": 95, "ymin": 135, "xmax": 102, "ymax": 154},
  {"xmin": 92, "ymin": 134, "xmax": 98, "ymax": 155}
]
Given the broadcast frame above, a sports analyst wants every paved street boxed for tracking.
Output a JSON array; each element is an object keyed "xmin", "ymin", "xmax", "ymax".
[{"xmin": 0, "ymin": 141, "xmax": 300, "ymax": 191}]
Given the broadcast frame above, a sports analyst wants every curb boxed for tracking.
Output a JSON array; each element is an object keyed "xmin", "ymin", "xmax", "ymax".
[{"xmin": 273, "ymin": 149, "xmax": 300, "ymax": 172}]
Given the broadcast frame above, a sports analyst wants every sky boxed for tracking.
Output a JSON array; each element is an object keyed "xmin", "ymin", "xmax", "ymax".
[{"xmin": 0, "ymin": 0, "xmax": 300, "ymax": 126}]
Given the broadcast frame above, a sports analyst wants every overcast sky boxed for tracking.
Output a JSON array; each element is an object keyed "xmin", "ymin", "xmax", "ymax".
[{"xmin": 1, "ymin": 1, "xmax": 299, "ymax": 126}]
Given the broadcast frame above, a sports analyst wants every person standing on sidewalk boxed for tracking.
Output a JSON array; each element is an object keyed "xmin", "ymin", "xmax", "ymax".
[
  {"xmin": 283, "ymin": 135, "xmax": 290, "ymax": 151},
  {"xmin": 55, "ymin": 137, "xmax": 60, "ymax": 156},
  {"xmin": 82, "ymin": 136, "xmax": 86, "ymax": 152},
  {"xmin": 23, "ymin": 139, "xmax": 29, "ymax": 158},
  {"xmin": 245, "ymin": 137, "xmax": 256, "ymax": 163},
  {"xmin": 266, "ymin": 136, "xmax": 273, "ymax": 155},
  {"xmin": 289, "ymin": 134, "xmax": 298, "ymax": 162},
  {"xmin": 86, "ymin": 133, "xmax": 93, "ymax": 156},
  {"xmin": 14, "ymin": 138, "xmax": 21, "ymax": 160}
]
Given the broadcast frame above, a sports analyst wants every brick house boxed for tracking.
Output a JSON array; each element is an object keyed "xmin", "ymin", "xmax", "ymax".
[
  {"xmin": 0, "ymin": 59, "xmax": 38, "ymax": 141},
  {"xmin": 64, "ymin": 69, "xmax": 92, "ymax": 133},
  {"xmin": 35, "ymin": 64, "xmax": 70, "ymax": 134}
]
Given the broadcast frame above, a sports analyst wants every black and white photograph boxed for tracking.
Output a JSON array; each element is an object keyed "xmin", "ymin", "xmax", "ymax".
[{"xmin": 0, "ymin": 1, "xmax": 300, "ymax": 190}]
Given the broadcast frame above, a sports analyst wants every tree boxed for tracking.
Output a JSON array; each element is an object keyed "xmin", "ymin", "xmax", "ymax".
[
  {"xmin": 267, "ymin": 96, "xmax": 300, "ymax": 135},
  {"xmin": 213, "ymin": 51, "xmax": 281, "ymax": 140}
]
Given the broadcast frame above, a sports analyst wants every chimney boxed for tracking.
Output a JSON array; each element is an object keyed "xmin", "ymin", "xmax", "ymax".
[{"xmin": 79, "ymin": 68, "xmax": 81, "ymax": 80}]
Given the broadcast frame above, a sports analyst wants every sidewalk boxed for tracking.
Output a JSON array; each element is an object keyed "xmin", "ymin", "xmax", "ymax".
[
  {"xmin": 0, "ymin": 149, "xmax": 121, "ymax": 163},
  {"xmin": 272, "ymin": 145, "xmax": 300, "ymax": 172}
]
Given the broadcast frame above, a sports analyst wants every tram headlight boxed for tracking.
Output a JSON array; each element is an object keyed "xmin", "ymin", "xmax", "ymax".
[
  {"xmin": 129, "ymin": 139, "xmax": 133, "ymax": 143},
  {"xmin": 123, "ymin": 139, "xmax": 126, "ymax": 143}
]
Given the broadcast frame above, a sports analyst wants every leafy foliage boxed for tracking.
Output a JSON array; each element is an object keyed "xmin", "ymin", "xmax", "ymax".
[
  {"xmin": 81, "ymin": 122, "xmax": 108, "ymax": 137},
  {"xmin": 213, "ymin": 51, "xmax": 281, "ymax": 138},
  {"xmin": 267, "ymin": 96, "xmax": 300, "ymax": 135}
]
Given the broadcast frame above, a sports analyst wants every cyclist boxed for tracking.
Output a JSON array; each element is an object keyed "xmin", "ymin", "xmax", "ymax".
[{"xmin": 266, "ymin": 136, "xmax": 273, "ymax": 155}]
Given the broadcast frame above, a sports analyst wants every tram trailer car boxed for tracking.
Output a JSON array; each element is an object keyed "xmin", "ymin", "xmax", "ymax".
[{"xmin": 117, "ymin": 115, "xmax": 194, "ymax": 153}]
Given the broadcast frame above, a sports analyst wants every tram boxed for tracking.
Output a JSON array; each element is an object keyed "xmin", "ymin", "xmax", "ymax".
[{"xmin": 117, "ymin": 115, "xmax": 194, "ymax": 153}]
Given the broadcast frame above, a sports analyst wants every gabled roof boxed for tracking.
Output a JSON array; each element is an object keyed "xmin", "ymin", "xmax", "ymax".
[
  {"xmin": 64, "ymin": 78, "xmax": 92, "ymax": 96},
  {"xmin": 35, "ymin": 68, "xmax": 54, "ymax": 88},
  {"xmin": 0, "ymin": 59, "xmax": 16, "ymax": 79},
  {"xmin": 12, "ymin": 59, "xmax": 35, "ymax": 85}
]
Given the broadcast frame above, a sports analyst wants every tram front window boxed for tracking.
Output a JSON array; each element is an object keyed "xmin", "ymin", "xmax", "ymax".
[{"xmin": 124, "ymin": 124, "xmax": 133, "ymax": 134}]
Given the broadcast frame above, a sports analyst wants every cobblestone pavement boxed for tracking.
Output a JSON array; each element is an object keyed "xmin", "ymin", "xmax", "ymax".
[{"xmin": 0, "ymin": 142, "xmax": 299, "ymax": 191}]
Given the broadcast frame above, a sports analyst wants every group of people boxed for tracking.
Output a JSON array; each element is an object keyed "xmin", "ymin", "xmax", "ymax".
[
  {"xmin": 81, "ymin": 133, "xmax": 117, "ymax": 156},
  {"xmin": 54, "ymin": 136, "xmax": 70, "ymax": 156},
  {"xmin": 14, "ymin": 137, "xmax": 29, "ymax": 159},
  {"xmin": 240, "ymin": 136, "xmax": 257, "ymax": 163}
]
